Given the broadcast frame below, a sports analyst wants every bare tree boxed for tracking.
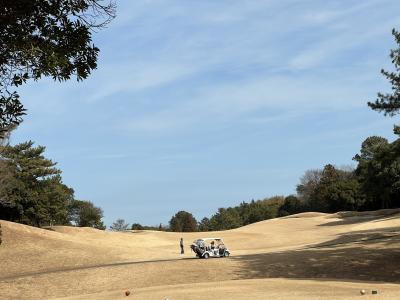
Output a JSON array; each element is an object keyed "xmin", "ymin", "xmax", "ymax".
[
  {"xmin": 296, "ymin": 169, "xmax": 323, "ymax": 204},
  {"xmin": 110, "ymin": 219, "xmax": 130, "ymax": 231}
]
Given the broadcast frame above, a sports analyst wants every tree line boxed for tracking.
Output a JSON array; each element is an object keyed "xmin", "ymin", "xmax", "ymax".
[
  {"xmin": 4, "ymin": 99, "xmax": 397, "ymax": 233},
  {"xmin": 163, "ymin": 125, "xmax": 400, "ymax": 233},
  {"xmin": 162, "ymin": 133, "xmax": 400, "ymax": 232}
]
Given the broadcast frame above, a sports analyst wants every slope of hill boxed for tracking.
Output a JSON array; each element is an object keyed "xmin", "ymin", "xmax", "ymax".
[{"xmin": 0, "ymin": 209, "xmax": 399, "ymax": 299}]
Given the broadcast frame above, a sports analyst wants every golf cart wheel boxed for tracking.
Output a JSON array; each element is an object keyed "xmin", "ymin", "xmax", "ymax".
[
  {"xmin": 224, "ymin": 252, "xmax": 230, "ymax": 257},
  {"xmin": 203, "ymin": 253, "xmax": 209, "ymax": 259}
]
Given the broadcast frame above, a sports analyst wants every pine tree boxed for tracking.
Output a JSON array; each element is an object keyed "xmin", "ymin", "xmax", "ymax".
[
  {"xmin": 368, "ymin": 29, "xmax": 400, "ymax": 118},
  {"xmin": 0, "ymin": 141, "xmax": 73, "ymax": 226}
]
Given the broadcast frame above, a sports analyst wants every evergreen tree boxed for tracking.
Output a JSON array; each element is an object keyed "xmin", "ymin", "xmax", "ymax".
[
  {"xmin": 363, "ymin": 27, "xmax": 400, "ymax": 209},
  {"xmin": 278, "ymin": 195, "xmax": 304, "ymax": 217},
  {"xmin": 368, "ymin": 29, "xmax": 400, "ymax": 117},
  {"xmin": 198, "ymin": 217, "xmax": 212, "ymax": 231},
  {"xmin": 169, "ymin": 211, "xmax": 198, "ymax": 232},
  {"xmin": 0, "ymin": 141, "xmax": 73, "ymax": 226},
  {"xmin": 68, "ymin": 200, "xmax": 105, "ymax": 229},
  {"xmin": 354, "ymin": 136, "xmax": 400, "ymax": 209},
  {"xmin": 131, "ymin": 223, "xmax": 144, "ymax": 230},
  {"xmin": 209, "ymin": 207, "xmax": 242, "ymax": 230},
  {"xmin": 307, "ymin": 165, "xmax": 364, "ymax": 212}
]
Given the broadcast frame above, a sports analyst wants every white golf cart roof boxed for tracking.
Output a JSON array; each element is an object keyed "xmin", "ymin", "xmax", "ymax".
[{"xmin": 195, "ymin": 238, "xmax": 223, "ymax": 241}]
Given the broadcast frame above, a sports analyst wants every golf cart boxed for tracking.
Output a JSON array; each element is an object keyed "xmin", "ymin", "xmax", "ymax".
[{"xmin": 190, "ymin": 238, "xmax": 230, "ymax": 259}]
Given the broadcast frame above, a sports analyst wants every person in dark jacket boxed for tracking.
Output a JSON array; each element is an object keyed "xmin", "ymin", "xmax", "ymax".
[{"xmin": 180, "ymin": 237, "xmax": 184, "ymax": 254}]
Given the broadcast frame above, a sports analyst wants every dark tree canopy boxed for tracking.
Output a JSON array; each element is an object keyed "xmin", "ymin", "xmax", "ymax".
[
  {"xmin": 131, "ymin": 223, "xmax": 144, "ymax": 230},
  {"xmin": 278, "ymin": 195, "xmax": 304, "ymax": 217},
  {"xmin": 68, "ymin": 199, "xmax": 105, "ymax": 229},
  {"xmin": 209, "ymin": 207, "xmax": 242, "ymax": 230},
  {"xmin": 198, "ymin": 217, "xmax": 211, "ymax": 232},
  {"xmin": 368, "ymin": 29, "xmax": 400, "ymax": 116},
  {"xmin": 169, "ymin": 211, "xmax": 198, "ymax": 232},
  {"xmin": 0, "ymin": 0, "xmax": 115, "ymax": 137},
  {"xmin": 295, "ymin": 165, "xmax": 365, "ymax": 213},
  {"xmin": 197, "ymin": 196, "xmax": 285, "ymax": 232},
  {"xmin": 354, "ymin": 136, "xmax": 400, "ymax": 209},
  {"xmin": 0, "ymin": 141, "xmax": 74, "ymax": 226}
]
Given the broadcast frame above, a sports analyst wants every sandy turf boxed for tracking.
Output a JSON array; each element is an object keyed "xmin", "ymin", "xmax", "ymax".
[
  {"xmin": 0, "ymin": 209, "xmax": 399, "ymax": 299},
  {"xmin": 60, "ymin": 279, "xmax": 400, "ymax": 300}
]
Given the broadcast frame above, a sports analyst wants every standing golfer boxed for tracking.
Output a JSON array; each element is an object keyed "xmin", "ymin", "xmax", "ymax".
[{"xmin": 180, "ymin": 237, "xmax": 184, "ymax": 254}]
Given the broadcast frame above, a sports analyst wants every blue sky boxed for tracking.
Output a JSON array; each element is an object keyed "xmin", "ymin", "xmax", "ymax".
[{"xmin": 11, "ymin": 0, "xmax": 400, "ymax": 226}]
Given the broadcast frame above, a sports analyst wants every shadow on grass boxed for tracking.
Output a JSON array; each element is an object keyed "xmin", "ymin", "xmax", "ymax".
[
  {"xmin": 230, "ymin": 228, "xmax": 400, "ymax": 283},
  {"xmin": 310, "ymin": 227, "xmax": 400, "ymax": 248},
  {"xmin": 319, "ymin": 209, "xmax": 400, "ymax": 227}
]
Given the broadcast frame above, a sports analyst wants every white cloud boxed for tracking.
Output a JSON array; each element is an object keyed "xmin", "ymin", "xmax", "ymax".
[
  {"xmin": 117, "ymin": 71, "xmax": 374, "ymax": 133},
  {"xmin": 289, "ymin": 17, "xmax": 399, "ymax": 70},
  {"xmin": 85, "ymin": 61, "xmax": 196, "ymax": 102}
]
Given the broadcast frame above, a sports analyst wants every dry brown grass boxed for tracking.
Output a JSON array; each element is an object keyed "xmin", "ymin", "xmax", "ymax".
[{"xmin": 0, "ymin": 209, "xmax": 399, "ymax": 299}]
